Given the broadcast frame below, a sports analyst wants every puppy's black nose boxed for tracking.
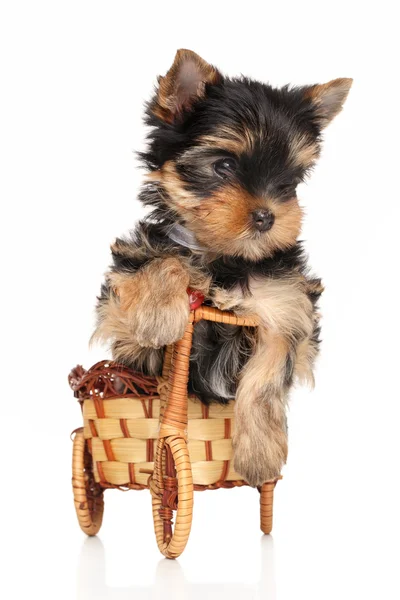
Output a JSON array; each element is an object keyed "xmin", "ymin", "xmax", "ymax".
[{"xmin": 251, "ymin": 209, "xmax": 275, "ymax": 232}]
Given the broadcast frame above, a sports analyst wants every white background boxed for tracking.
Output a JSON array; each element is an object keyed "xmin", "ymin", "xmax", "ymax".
[{"xmin": 1, "ymin": 1, "xmax": 399, "ymax": 598}]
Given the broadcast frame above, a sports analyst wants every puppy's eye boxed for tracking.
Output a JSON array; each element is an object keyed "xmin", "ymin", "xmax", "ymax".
[
  {"xmin": 277, "ymin": 184, "xmax": 295, "ymax": 193},
  {"xmin": 276, "ymin": 183, "xmax": 297, "ymax": 198},
  {"xmin": 213, "ymin": 158, "xmax": 237, "ymax": 180}
]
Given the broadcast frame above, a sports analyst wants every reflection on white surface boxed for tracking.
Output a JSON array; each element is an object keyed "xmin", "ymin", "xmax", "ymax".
[{"xmin": 77, "ymin": 535, "xmax": 276, "ymax": 600}]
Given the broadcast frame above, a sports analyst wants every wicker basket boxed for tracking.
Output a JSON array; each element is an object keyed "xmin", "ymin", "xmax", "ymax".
[{"xmin": 70, "ymin": 305, "xmax": 280, "ymax": 558}]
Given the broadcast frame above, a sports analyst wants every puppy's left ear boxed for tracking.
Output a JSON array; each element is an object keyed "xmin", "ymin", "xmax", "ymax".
[
  {"xmin": 305, "ymin": 78, "xmax": 353, "ymax": 127},
  {"xmin": 151, "ymin": 49, "xmax": 221, "ymax": 123}
]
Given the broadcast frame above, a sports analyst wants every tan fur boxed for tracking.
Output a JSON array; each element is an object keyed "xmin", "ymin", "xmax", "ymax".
[
  {"xmin": 293, "ymin": 336, "xmax": 317, "ymax": 387},
  {"xmin": 159, "ymin": 162, "xmax": 303, "ymax": 260},
  {"xmin": 289, "ymin": 132, "xmax": 320, "ymax": 169},
  {"xmin": 212, "ymin": 285, "xmax": 244, "ymax": 311},
  {"xmin": 91, "ymin": 284, "xmax": 132, "ymax": 347},
  {"xmin": 304, "ymin": 78, "xmax": 353, "ymax": 125},
  {"xmin": 267, "ymin": 199, "xmax": 303, "ymax": 256},
  {"xmin": 199, "ymin": 134, "xmax": 246, "ymax": 156},
  {"xmin": 116, "ymin": 259, "xmax": 186, "ymax": 348},
  {"xmin": 292, "ymin": 282, "xmax": 322, "ymax": 386},
  {"xmin": 230, "ymin": 275, "xmax": 315, "ymax": 485},
  {"xmin": 93, "ymin": 257, "xmax": 210, "ymax": 351},
  {"xmin": 201, "ymin": 125, "xmax": 318, "ymax": 171},
  {"xmin": 110, "ymin": 238, "xmax": 211, "ymax": 293},
  {"xmin": 233, "ymin": 327, "xmax": 289, "ymax": 486},
  {"xmin": 97, "ymin": 245, "xmax": 318, "ymax": 486},
  {"xmin": 144, "ymin": 170, "xmax": 162, "ymax": 183},
  {"xmin": 243, "ymin": 275, "xmax": 314, "ymax": 339},
  {"xmin": 199, "ymin": 123, "xmax": 261, "ymax": 155},
  {"xmin": 151, "ymin": 49, "xmax": 221, "ymax": 123},
  {"xmin": 161, "ymin": 160, "xmax": 201, "ymax": 211},
  {"xmin": 110, "ymin": 238, "xmax": 149, "ymax": 262},
  {"xmin": 91, "ymin": 55, "xmax": 338, "ymax": 488},
  {"xmin": 305, "ymin": 278, "xmax": 325, "ymax": 296},
  {"xmin": 195, "ymin": 185, "xmax": 258, "ymax": 240}
]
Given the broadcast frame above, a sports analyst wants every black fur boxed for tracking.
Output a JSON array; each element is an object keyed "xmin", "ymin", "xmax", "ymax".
[
  {"xmin": 139, "ymin": 77, "xmax": 322, "ymax": 210},
  {"xmin": 98, "ymin": 218, "xmax": 321, "ymax": 403},
  {"xmin": 94, "ymin": 57, "xmax": 328, "ymax": 405}
]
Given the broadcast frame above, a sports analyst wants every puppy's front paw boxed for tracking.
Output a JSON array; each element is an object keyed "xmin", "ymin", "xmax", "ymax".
[
  {"xmin": 113, "ymin": 257, "xmax": 191, "ymax": 348},
  {"xmin": 131, "ymin": 294, "xmax": 190, "ymax": 348},
  {"xmin": 232, "ymin": 421, "xmax": 287, "ymax": 487}
]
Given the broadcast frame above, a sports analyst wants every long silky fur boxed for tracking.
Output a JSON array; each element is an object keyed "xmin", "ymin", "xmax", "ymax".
[{"xmin": 92, "ymin": 49, "xmax": 351, "ymax": 485}]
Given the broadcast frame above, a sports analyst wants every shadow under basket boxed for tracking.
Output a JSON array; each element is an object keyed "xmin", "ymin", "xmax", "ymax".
[{"xmin": 70, "ymin": 305, "xmax": 281, "ymax": 559}]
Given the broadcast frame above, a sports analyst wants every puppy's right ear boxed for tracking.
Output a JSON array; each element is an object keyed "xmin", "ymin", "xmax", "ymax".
[{"xmin": 151, "ymin": 49, "xmax": 221, "ymax": 123}]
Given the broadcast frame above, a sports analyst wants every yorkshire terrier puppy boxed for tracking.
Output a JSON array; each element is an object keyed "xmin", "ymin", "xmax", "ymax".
[{"xmin": 93, "ymin": 50, "xmax": 352, "ymax": 487}]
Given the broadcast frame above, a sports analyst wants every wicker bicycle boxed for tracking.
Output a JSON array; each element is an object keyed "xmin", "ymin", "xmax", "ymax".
[{"xmin": 70, "ymin": 304, "xmax": 280, "ymax": 559}]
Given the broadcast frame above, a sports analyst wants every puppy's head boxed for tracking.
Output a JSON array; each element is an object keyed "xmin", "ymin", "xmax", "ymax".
[{"xmin": 141, "ymin": 49, "xmax": 352, "ymax": 260}]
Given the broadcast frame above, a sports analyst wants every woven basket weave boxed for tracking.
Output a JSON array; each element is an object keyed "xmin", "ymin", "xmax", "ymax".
[
  {"xmin": 70, "ymin": 305, "xmax": 280, "ymax": 558},
  {"xmin": 71, "ymin": 361, "xmax": 244, "ymax": 490}
]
